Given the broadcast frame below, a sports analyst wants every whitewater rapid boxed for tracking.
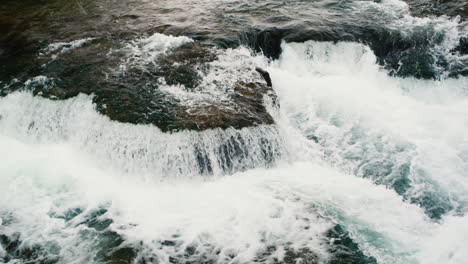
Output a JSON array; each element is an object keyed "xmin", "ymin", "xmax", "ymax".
[
  {"xmin": 1, "ymin": 39, "xmax": 468, "ymax": 263},
  {"xmin": 1, "ymin": 0, "xmax": 468, "ymax": 261},
  {"xmin": 270, "ymin": 41, "xmax": 468, "ymax": 219}
]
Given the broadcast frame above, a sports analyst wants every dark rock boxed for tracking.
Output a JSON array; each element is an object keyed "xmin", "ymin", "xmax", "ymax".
[
  {"xmin": 256, "ymin": 67, "xmax": 272, "ymax": 87},
  {"xmin": 169, "ymin": 79, "xmax": 275, "ymax": 132},
  {"xmin": 21, "ymin": 40, "xmax": 277, "ymax": 132},
  {"xmin": 120, "ymin": 14, "xmax": 140, "ymax": 20},
  {"xmin": 155, "ymin": 43, "xmax": 217, "ymax": 89},
  {"xmin": 241, "ymin": 28, "xmax": 284, "ymax": 59}
]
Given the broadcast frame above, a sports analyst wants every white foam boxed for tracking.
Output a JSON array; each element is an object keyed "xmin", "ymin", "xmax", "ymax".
[
  {"xmin": 42, "ymin": 38, "xmax": 95, "ymax": 60},
  {"xmin": 118, "ymin": 33, "xmax": 193, "ymax": 72},
  {"xmin": 157, "ymin": 46, "xmax": 269, "ymax": 106},
  {"xmin": 416, "ymin": 215, "xmax": 468, "ymax": 264},
  {"xmin": 24, "ymin": 75, "xmax": 50, "ymax": 87},
  {"xmin": 2, "ymin": 132, "xmax": 464, "ymax": 263},
  {"xmin": 0, "ymin": 135, "xmax": 328, "ymax": 263},
  {"xmin": 270, "ymin": 40, "xmax": 468, "ymax": 215}
]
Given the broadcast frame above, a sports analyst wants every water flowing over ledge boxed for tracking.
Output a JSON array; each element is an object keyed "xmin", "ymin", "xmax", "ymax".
[
  {"xmin": 0, "ymin": 92, "xmax": 285, "ymax": 180},
  {"xmin": 271, "ymin": 40, "xmax": 468, "ymax": 219},
  {"xmin": 1, "ymin": 0, "xmax": 468, "ymax": 263}
]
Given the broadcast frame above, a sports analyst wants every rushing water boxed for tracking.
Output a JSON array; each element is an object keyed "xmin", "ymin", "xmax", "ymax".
[{"xmin": 1, "ymin": 0, "xmax": 468, "ymax": 263}]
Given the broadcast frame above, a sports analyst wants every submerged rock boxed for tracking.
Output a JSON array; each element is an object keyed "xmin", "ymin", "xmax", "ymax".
[
  {"xmin": 4, "ymin": 38, "xmax": 277, "ymax": 132},
  {"xmin": 98, "ymin": 41, "xmax": 277, "ymax": 132}
]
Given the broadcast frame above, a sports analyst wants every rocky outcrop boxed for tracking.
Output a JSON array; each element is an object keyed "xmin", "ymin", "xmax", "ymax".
[
  {"xmin": 97, "ymin": 42, "xmax": 277, "ymax": 132},
  {"xmin": 0, "ymin": 0, "xmax": 279, "ymax": 132},
  {"xmin": 2, "ymin": 38, "xmax": 277, "ymax": 132}
]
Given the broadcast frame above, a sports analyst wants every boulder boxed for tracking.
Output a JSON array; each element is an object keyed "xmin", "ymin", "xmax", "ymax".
[{"xmin": 14, "ymin": 40, "xmax": 277, "ymax": 132}]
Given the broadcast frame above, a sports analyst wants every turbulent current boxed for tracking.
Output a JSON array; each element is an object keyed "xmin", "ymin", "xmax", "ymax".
[{"xmin": 1, "ymin": 0, "xmax": 468, "ymax": 263}]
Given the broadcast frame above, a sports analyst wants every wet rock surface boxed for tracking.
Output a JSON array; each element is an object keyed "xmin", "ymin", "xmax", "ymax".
[
  {"xmin": 99, "ymin": 42, "xmax": 276, "ymax": 132},
  {"xmin": 1, "ymin": 0, "xmax": 283, "ymax": 132},
  {"xmin": 1, "ymin": 33, "xmax": 276, "ymax": 132}
]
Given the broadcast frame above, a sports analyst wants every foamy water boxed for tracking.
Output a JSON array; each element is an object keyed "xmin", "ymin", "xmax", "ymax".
[
  {"xmin": 1, "ymin": 0, "xmax": 468, "ymax": 262},
  {"xmin": 270, "ymin": 41, "xmax": 468, "ymax": 219}
]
